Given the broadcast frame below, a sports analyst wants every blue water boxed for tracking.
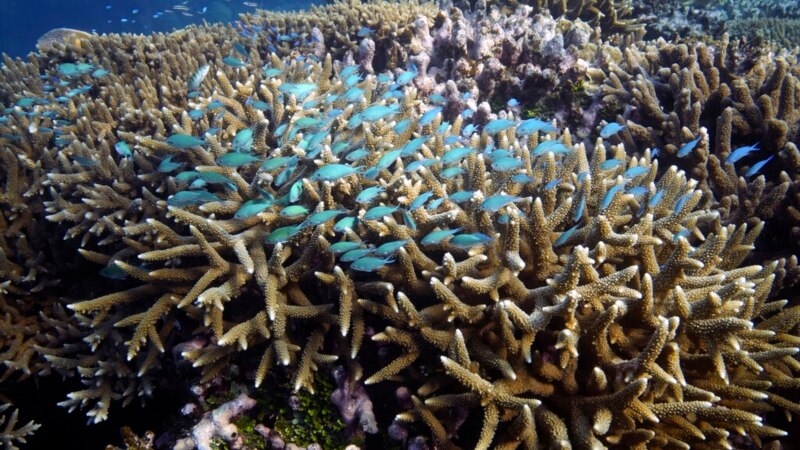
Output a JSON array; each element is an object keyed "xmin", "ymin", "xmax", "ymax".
[{"xmin": 0, "ymin": 0, "xmax": 322, "ymax": 58}]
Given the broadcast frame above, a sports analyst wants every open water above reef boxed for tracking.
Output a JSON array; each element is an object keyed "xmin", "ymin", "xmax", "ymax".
[{"xmin": 0, "ymin": 0, "xmax": 323, "ymax": 58}]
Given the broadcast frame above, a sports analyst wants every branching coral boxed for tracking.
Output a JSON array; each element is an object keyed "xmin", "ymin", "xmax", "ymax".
[
  {"xmin": 600, "ymin": 36, "xmax": 800, "ymax": 293},
  {"xmin": 1, "ymin": 1, "xmax": 799, "ymax": 448},
  {"xmin": 6, "ymin": 43, "xmax": 790, "ymax": 447},
  {"xmin": 0, "ymin": 404, "xmax": 39, "ymax": 450}
]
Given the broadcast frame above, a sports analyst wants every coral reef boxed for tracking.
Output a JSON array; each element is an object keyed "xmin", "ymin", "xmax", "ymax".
[
  {"xmin": 600, "ymin": 36, "xmax": 800, "ymax": 292},
  {"xmin": 497, "ymin": 0, "xmax": 641, "ymax": 34},
  {"xmin": 726, "ymin": 18, "xmax": 800, "ymax": 49},
  {"xmin": 1, "ymin": 0, "xmax": 799, "ymax": 448}
]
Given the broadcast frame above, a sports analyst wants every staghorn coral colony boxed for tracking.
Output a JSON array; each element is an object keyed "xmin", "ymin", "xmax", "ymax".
[{"xmin": 1, "ymin": 0, "xmax": 799, "ymax": 449}]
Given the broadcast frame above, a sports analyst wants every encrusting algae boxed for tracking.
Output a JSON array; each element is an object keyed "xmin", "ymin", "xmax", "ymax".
[{"xmin": 1, "ymin": 0, "xmax": 799, "ymax": 449}]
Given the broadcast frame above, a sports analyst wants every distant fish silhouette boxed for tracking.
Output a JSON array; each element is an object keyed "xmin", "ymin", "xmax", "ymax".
[{"xmin": 37, "ymin": 28, "xmax": 91, "ymax": 51}]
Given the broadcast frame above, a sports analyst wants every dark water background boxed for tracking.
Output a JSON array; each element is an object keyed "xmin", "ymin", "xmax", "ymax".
[{"xmin": 0, "ymin": 0, "xmax": 323, "ymax": 58}]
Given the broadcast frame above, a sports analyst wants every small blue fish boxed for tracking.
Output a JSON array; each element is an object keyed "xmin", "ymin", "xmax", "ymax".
[
  {"xmin": 362, "ymin": 168, "xmax": 380, "ymax": 180},
  {"xmin": 627, "ymin": 186, "xmax": 649, "ymax": 197},
  {"xmin": 427, "ymin": 198, "xmax": 445, "ymax": 210},
  {"xmin": 167, "ymin": 134, "xmax": 205, "ymax": 148},
  {"xmin": 375, "ymin": 240, "xmax": 408, "ymax": 256},
  {"xmin": 483, "ymin": 119, "xmax": 516, "ymax": 135},
  {"xmin": 573, "ymin": 196, "xmax": 585, "ymax": 221},
  {"xmin": 517, "ymin": 118, "xmax": 557, "ymax": 135},
  {"xmin": 444, "ymin": 135, "xmax": 460, "ymax": 145},
  {"xmin": 357, "ymin": 26, "xmax": 373, "ymax": 37},
  {"xmin": 248, "ymin": 99, "xmax": 270, "ymax": 111},
  {"xmin": 421, "ymin": 228, "xmax": 462, "ymax": 245},
  {"xmin": 744, "ymin": 155, "xmax": 774, "ymax": 177},
  {"xmin": 346, "ymin": 148, "xmax": 370, "ymax": 162},
  {"xmin": 73, "ymin": 155, "xmax": 97, "ymax": 167},
  {"xmin": 419, "ymin": 107, "xmax": 442, "ymax": 126},
  {"xmin": 334, "ymin": 216, "xmax": 359, "ymax": 232},
  {"xmin": 295, "ymin": 117, "xmax": 322, "ymax": 130},
  {"xmin": 480, "ymin": 195, "xmax": 524, "ymax": 212},
  {"xmin": 441, "ymin": 167, "xmax": 465, "ymax": 179},
  {"xmin": 673, "ymin": 193, "xmax": 693, "ymax": 214},
  {"xmin": 544, "ymin": 178, "xmax": 561, "ymax": 190},
  {"xmin": 158, "ymin": 155, "xmax": 184, "ymax": 173},
  {"xmin": 92, "ymin": 69, "xmax": 109, "ymax": 78},
  {"xmin": 188, "ymin": 109, "xmax": 204, "ymax": 120},
  {"xmin": 376, "ymin": 150, "xmax": 402, "ymax": 171},
  {"xmin": 289, "ymin": 180, "xmax": 303, "ymax": 203},
  {"xmin": 403, "ymin": 210, "xmax": 417, "ymax": 231},
  {"xmin": 624, "ymin": 166, "xmax": 649, "ymax": 179},
  {"xmin": 340, "ymin": 65, "xmax": 359, "ymax": 79},
  {"xmin": 351, "ymin": 256, "xmax": 394, "ymax": 272},
  {"xmin": 235, "ymin": 198, "xmax": 273, "ymax": 219},
  {"xmin": 554, "ymin": 224, "xmax": 580, "ymax": 247},
  {"xmin": 233, "ymin": 42, "xmax": 249, "ymax": 58},
  {"xmin": 601, "ymin": 184, "xmax": 624, "ymax": 209},
  {"xmin": 673, "ymin": 229, "xmax": 691, "ymax": 242},
  {"xmin": 356, "ymin": 186, "xmax": 385, "ymax": 204},
  {"xmin": 342, "ymin": 87, "xmax": 364, "ymax": 103},
  {"xmin": 344, "ymin": 73, "xmax": 362, "ymax": 87},
  {"xmin": 406, "ymin": 159, "xmax": 438, "ymax": 173},
  {"xmin": 310, "ymin": 164, "xmax": 362, "ymax": 181},
  {"xmin": 600, "ymin": 159, "xmax": 624, "ymax": 170},
  {"xmin": 450, "ymin": 233, "xmax": 493, "ymax": 249},
  {"xmin": 430, "ymin": 94, "xmax": 447, "ymax": 105},
  {"xmin": 363, "ymin": 205, "xmax": 399, "ymax": 220},
  {"xmin": 168, "ymin": 190, "xmax": 222, "ymax": 207},
  {"xmin": 396, "ymin": 64, "xmax": 418, "ymax": 86},
  {"xmin": 278, "ymin": 83, "xmax": 316, "ymax": 101},
  {"xmin": 303, "ymin": 209, "xmax": 346, "ymax": 228},
  {"xmin": 340, "ymin": 248, "xmax": 375, "ymax": 262},
  {"xmin": 726, "ymin": 143, "xmax": 760, "ymax": 164},
  {"xmin": 275, "ymin": 166, "xmax": 297, "ymax": 187},
  {"xmin": 265, "ymin": 225, "xmax": 302, "ymax": 244},
  {"xmin": 600, "ymin": 122, "xmax": 626, "ymax": 138},
  {"xmin": 263, "ymin": 67, "xmax": 283, "ymax": 77},
  {"xmin": 532, "ymin": 140, "xmax": 570, "ymax": 156},
  {"xmin": 115, "ymin": 141, "xmax": 133, "ymax": 158},
  {"xmin": 492, "ymin": 156, "xmax": 523, "ymax": 172},
  {"xmin": 677, "ymin": 137, "xmax": 701, "ymax": 157},
  {"xmin": 206, "ymin": 100, "xmax": 225, "ymax": 110},
  {"xmin": 648, "ymin": 190, "xmax": 664, "ymax": 208},
  {"xmin": 487, "ymin": 149, "xmax": 514, "ymax": 161},
  {"xmin": 362, "ymin": 104, "xmax": 399, "ymax": 122},
  {"xmin": 409, "ymin": 191, "xmax": 434, "ymax": 211},
  {"xmin": 100, "ymin": 264, "xmax": 127, "ymax": 280},
  {"xmin": 217, "ymin": 152, "xmax": 259, "ymax": 167},
  {"xmin": 400, "ymin": 136, "xmax": 429, "ymax": 157},
  {"xmin": 280, "ymin": 205, "xmax": 310, "ymax": 218},
  {"xmin": 376, "ymin": 73, "xmax": 393, "ymax": 83},
  {"xmin": 512, "ymin": 174, "xmax": 535, "ymax": 184},
  {"xmin": 331, "ymin": 241, "xmax": 364, "ymax": 254},
  {"xmin": 223, "ymin": 56, "xmax": 247, "ymax": 67},
  {"xmin": 448, "ymin": 191, "xmax": 474, "ymax": 204},
  {"xmin": 393, "ymin": 118, "xmax": 412, "ymax": 134},
  {"xmin": 441, "ymin": 147, "xmax": 474, "ymax": 165},
  {"xmin": 347, "ymin": 114, "xmax": 364, "ymax": 130},
  {"xmin": 261, "ymin": 156, "xmax": 297, "ymax": 171},
  {"xmin": 507, "ymin": 98, "xmax": 520, "ymax": 108}
]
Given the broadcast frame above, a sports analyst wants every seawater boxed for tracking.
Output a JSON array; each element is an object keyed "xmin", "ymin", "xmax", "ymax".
[{"xmin": 0, "ymin": 0, "xmax": 323, "ymax": 58}]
